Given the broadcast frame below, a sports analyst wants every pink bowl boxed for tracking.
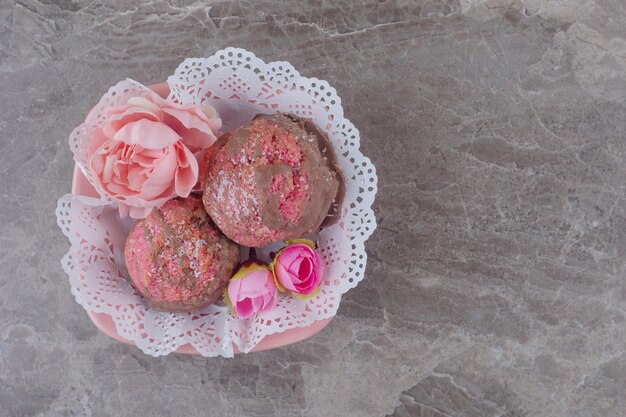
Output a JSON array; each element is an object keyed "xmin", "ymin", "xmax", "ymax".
[{"xmin": 72, "ymin": 82, "xmax": 333, "ymax": 355}]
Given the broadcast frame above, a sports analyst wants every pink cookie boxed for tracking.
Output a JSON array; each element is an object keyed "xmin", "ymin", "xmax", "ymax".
[
  {"xmin": 124, "ymin": 195, "xmax": 240, "ymax": 312},
  {"xmin": 202, "ymin": 114, "xmax": 344, "ymax": 247}
]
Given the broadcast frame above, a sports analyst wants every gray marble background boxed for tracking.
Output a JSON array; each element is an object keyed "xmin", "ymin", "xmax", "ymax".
[{"xmin": 1, "ymin": 0, "xmax": 625, "ymax": 416}]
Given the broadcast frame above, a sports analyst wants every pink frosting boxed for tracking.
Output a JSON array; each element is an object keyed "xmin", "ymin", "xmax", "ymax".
[
  {"xmin": 87, "ymin": 91, "xmax": 221, "ymax": 218},
  {"xmin": 226, "ymin": 260, "xmax": 277, "ymax": 319},
  {"xmin": 272, "ymin": 240, "xmax": 323, "ymax": 298}
]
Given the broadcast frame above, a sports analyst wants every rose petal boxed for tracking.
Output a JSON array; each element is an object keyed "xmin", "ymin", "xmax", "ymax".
[
  {"xmin": 139, "ymin": 149, "xmax": 177, "ymax": 199},
  {"xmin": 180, "ymin": 127, "xmax": 217, "ymax": 153},
  {"xmin": 174, "ymin": 144, "xmax": 199, "ymax": 197},
  {"xmin": 162, "ymin": 106, "xmax": 214, "ymax": 134},
  {"xmin": 165, "ymin": 104, "xmax": 221, "ymax": 131},
  {"xmin": 312, "ymin": 253, "xmax": 324, "ymax": 283},
  {"xmin": 162, "ymin": 108, "xmax": 218, "ymax": 152},
  {"xmin": 235, "ymin": 297, "xmax": 254, "ymax": 319},
  {"xmin": 114, "ymin": 119, "xmax": 181, "ymax": 149},
  {"xmin": 261, "ymin": 291, "xmax": 275, "ymax": 310},
  {"xmin": 128, "ymin": 205, "xmax": 153, "ymax": 219},
  {"xmin": 103, "ymin": 106, "xmax": 162, "ymax": 137},
  {"xmin": 264, "ymin": 278, "xmax": 277, "ymax": 294},
  {"xmin": 238, "ymin": 270, "xmax": 271, "ymax": 296},
  {"xmin": 127, "ymin": 96, "xmax": 163, "ymax": 115},
  {"xmin": 228, "ymin": 278, "xmax": 243, "ymax": 305},
  {"xmin": 295, "ymin": 277, "xmax": 317, "ymax": 292},
  {"xmin": 274, "ymin": 261, "xmax": 297, "ymax": 292},
  {"xmin": 90, "ymin": 153, "xmax": 105, "ymax": 175},
  {"xmin": 260, "ymin": 286, "xmax": 277, "ymax": 312},
  {"xmin": 118, "ymin": 203, "xmax": 130, "ymax": 218},
  {"xmin": 113, "ymin": 160, "xmax": 126, "ymax": 179},
  {"xmin": 287, "ymin": 256, "xmax": 303, "ymax": 275},
  {"xmin": 105, "ymin": 182, "xmax": 133, "ymax": 196},
  {"xmin": 126, "ymin": 166, "xmax": 148, "ymax": 191},
  {"xmin": 144, "ymin": 89, "xmax": 167, "ymax": 106},
  {"xmin": 267, "ymin": 292, "xmax": 277, "ymax": 310},
  {"xmin": 298, "ymin": 257, "xmax": 313, "ymax": 280},
  {"xmin": 277, "ymin": 245, "xmax": 302, "ymax": 269},
  {"xmin": 251, "ymin": 296, "xmax": 263, "ymax": 312},
  {"xmin": 203, "ymin": 105, "xmax": 219, "ymax": 120},
  {"xmin": 88, "ymin": 127, "xmax": 110, "ymax": 155},
  {"xmin": 135, "ymin": 147, "xmax": 163, "ymax": 159},
  {"xmin": 102, "ymin": 155, "xmax": 116, "ymax": 183}
]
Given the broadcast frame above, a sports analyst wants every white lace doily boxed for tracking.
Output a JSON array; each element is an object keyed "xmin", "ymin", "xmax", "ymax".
[{"xmin": 57, "ymin": 47, "xmax": 377, "ymax": 357}]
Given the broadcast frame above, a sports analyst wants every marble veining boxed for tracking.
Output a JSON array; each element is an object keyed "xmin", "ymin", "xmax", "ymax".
[{"xmin": 0, "ymin": 0, "xmax": 624, "ymax": 416}]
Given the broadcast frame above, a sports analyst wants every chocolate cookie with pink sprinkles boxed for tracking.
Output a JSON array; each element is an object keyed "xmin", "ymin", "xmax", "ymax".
[
  {"xmin": 124, "ymin": 195, "xmax": 240, "ymax": 312},
  {"xmin": 202, "ymin": 114, "xmax": 344, "ymax": 247}
]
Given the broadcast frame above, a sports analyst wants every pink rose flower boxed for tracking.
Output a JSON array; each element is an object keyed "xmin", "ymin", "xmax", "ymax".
[
  {"xmin": 272, "ymin": 239, "xmax": 324, "ymax": 298},
  {"xmin": 225, "ymin": 260, "xmax": 277, "ymax": 319},
  {"xmin": 87, "ymin": 92, "xmax": 221, "ymax": 218}
]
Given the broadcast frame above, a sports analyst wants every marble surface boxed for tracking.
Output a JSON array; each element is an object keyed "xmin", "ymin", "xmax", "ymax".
[{"xmin": 1, "ymin": 0, "xmax": 625, "ymax": 416}]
